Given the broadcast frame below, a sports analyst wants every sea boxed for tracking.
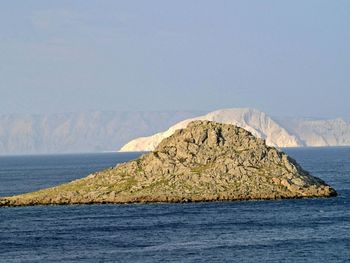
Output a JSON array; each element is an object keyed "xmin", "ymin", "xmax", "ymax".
[{"xmin": 0, "ymin": 148, "xmax": 349, "ymax": 262}]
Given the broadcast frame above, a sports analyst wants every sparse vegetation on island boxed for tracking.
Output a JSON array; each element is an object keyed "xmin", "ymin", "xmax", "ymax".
[{"xmin": 0, "ymin": 121, "xmax": 336, "ymax": 207}]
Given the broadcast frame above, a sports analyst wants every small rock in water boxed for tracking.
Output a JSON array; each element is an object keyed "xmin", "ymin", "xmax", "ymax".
[{"xmin": 0, "ymin": 120, "xmax": 337, "ymax": 207}]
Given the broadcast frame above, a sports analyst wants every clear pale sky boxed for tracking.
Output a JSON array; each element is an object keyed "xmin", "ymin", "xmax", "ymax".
[{"xmin": 1, "ymin": 1, "xmax": 349, "ymax": 118}]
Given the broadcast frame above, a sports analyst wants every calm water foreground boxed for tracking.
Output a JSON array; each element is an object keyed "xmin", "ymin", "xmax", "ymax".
[{"xmin": 0, "ymin": 148, "xmax": 349, "ymax": 262}]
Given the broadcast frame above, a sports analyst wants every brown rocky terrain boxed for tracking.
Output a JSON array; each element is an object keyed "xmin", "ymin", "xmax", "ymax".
[{"xmin": 0, "ymin": 121, "xmax": 336, "ymax": 207}]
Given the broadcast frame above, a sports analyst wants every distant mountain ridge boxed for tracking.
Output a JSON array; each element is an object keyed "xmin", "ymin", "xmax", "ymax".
[
  {"xmin": 1, "ymin": 109, "xmax": 350, "ymax": 155},
  {"xmin": 0, "ymin": 111, "xmax": 203, "ymax": 155},
  {"xmin": 275, "ymin": 117, "xmax": 350, "ymax": 147},
  {"xmin": 120, "ymin": 108, "xmax": 350, "ymax": 151}
]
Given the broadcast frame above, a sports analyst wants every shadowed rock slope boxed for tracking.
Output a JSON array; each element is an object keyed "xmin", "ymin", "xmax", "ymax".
[{"xmin": 0, "ymin": 121, "xmax": 336, "ymax": 207}]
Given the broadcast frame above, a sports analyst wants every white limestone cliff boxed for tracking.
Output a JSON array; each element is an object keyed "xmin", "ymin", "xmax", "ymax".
[
  {"xmin": 120, "ymin": 108, "xmax": 303, "ymax": 151},
  {"xmin": 277, "ymin": 117, "xmax": 350, "ymax": 147}
]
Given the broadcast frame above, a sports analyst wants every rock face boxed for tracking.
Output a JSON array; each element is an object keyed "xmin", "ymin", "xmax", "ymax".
[
  {"xmin": 120, "ymin": 108, "xmax": 350, "ymax": 152},
  {"xmin": 0, "ymin": 121, "xmax": 336, "ymax": 207},
  {"xmin": 276, "ymin": 117, "xmax": 350, "ymax": 147},
  {"xmin": 120, "ymin": 108, "xmax": 303, "ymax": 152}
]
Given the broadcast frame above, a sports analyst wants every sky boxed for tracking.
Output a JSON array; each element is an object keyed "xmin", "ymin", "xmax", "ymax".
[{"xmin": 1, "ymin": 0, "xmax": 349, "ymax": 118}]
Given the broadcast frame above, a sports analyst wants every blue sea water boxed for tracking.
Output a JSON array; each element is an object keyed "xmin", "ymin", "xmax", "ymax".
[{"xmin": 0, "ymin": 148, "xmax": 349, "ymax": 262}]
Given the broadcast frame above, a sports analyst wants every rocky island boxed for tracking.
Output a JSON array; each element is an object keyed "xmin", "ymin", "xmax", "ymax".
[{"xmin": 0, "ymin": 121, "xmax": 336, "ymax": 207}]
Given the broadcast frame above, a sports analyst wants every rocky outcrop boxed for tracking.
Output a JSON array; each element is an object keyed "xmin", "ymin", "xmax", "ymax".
[
  {"xmin": 120, "ymin": 108, "xmax": 303, "ymax": 152},
  {"xmin": 0, "ymin": 121, "xmax": 336, "ymax": 207}
]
